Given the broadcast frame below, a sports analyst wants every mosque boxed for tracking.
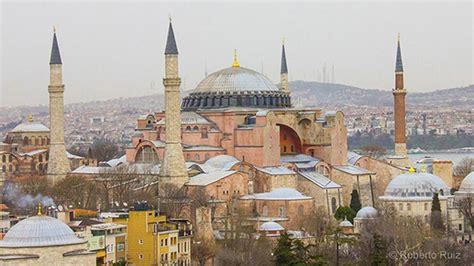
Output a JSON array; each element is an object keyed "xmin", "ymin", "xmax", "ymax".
[{"xmin": 11, "ymin": 19, "xmax": 470, "ymax": 240}]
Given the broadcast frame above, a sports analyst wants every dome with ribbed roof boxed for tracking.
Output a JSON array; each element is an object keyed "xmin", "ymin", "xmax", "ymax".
[
  {"xmin": 0, "ymin": 215, "xmax": 85, "ymax": 248},
  {"xmin": 11, "ymin": 122, "xmax": 49, "ymax": 133},
  {"xmin": 182, "ymin": 66, "xmax": 291, "ymax": 110},
  {"xmin": 381, "ymin": 172, "xmax": 450, "ymax": 199},
  {"xmin": 259, "ymin": 221, "xmax": 284, "ymax": 231}
]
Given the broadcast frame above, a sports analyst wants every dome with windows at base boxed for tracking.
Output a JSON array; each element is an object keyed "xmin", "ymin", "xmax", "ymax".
[
  {"xmin": 355, "ymin": 206, "xmax": 378, "ymax": 219},
  {"xmin": 381, "ymin": 172, "xmax": 450, "ymax": 199},
  {"xmin": 182, "ymin": 65, "xmax": 291, "ymax": 110}
]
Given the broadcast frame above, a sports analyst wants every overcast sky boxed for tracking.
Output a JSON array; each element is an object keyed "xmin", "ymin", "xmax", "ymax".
[{"xmin": 1, "ymin": 1, "xmax": 472, "ymax": 107}]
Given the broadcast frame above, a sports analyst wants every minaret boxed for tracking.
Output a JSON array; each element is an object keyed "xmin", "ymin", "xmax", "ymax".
[
  {"xmin": 393, "ymin": 33, "xmax": 407, "ymax": 157},
  {"xmin": 159, "ymin": 20, "xmax": 188, "ymax": 187},
  {"xmin": 47, "ymin": 28, "xmax": 70, "ymax": 185},
  {"xmin": 280, "ymin": 39, "xmax": 289, "ymax": 92}
]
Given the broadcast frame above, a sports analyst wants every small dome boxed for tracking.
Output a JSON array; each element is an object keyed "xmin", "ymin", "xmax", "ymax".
[
  {"xmin": 356, "ymin": 206, "xmax": 378, "ymax": 219},
  {"xmin": 459, "ymin": 172, "xmax": 474, "ymax": 193},
  {"xmin": 0, "ymin": 215, "xmax": 85, "ymax": 248},
  {"xmin": 259, "ymin": 221, "xmax": 284, "ymax": 231},
  {"xmin": 383, "ymin": 172, "xmax": 450, "ymax": 198},
  {"xmin": 204, "ymin": 155, "xmax": 239, "ymax": 170},
  {"xmin": 339, "ymin": 219, "xmax": 353, "ymax": 227},
  {"xmin": 11, "ymin": 122, "xmax": 49, "ymax": 133}
]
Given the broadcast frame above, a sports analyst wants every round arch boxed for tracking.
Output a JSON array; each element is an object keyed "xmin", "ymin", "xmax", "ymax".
[{"xmin": 277, "ymin": 124, "xmax": 303, "ymax": 154}]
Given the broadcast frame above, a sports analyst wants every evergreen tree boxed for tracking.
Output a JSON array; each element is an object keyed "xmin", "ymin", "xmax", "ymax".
[
  {"xmin": 334, "ymin": 206, "xmax": 356, "ymax": 223},
  {"xmin": 274, "ymin": 233, "xmax": 297, "ymax": 265},
  {"xmin": 371, "ymin": 233, "xmax": 388, "ymax": 265},
  {"xmin": 430, "ymin": 192, "xmax": 445, "ymax": 231},
  {"xmin": 350, "ymin": 190, "xmax": 362, "ymax": 213}
]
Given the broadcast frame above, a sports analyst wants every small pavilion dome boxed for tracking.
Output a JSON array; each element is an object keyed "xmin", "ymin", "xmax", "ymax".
[
  {"xmin": 356, "ymin": 206, "xmax": 378, "ymax": 219},
  {"xmin": 459, "ymin": 172, "xmax": 474, "ymax": 193},
  {"xmin": 339, "ymin": 218, "xmax": 353, "ymax": 227},
  {"xmin": 259, "ymin": 221, "xmax": 284, "ymax": 231}
]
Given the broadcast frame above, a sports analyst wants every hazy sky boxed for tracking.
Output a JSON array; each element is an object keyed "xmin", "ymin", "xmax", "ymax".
[{"xmin": 1, "ymin": 1, "xmax": 472, "ymax": 107}]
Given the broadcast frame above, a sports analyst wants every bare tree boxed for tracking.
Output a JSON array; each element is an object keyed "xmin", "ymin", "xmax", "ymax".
[
  {"xmin": 454, "ymin": 157, "xmax": 474, "ymax": 177},
  {"xmin": 159, "ymin": 183, "xmax": 188, "ymax": 218},
  {"xmin": 360, "ymin": 144, "xmax": 387, "ymax": 159},
  {"xmin": 52, "ymin": 175, "xmax": 97, "ymax": 209},
  {"xmin": 192, "ymin": 234, "xmax": 217, "ymax": 266},
  {"xmin": 456, "ymin": 196, "xmax": 473, "ymax": 229},
  {"xmin": 16, "ymin": 175, "xmax": 49, "ymax": 196},
  {"xmin": 90, "ymin": 138, "xmax": 119, "ymax": 162}
]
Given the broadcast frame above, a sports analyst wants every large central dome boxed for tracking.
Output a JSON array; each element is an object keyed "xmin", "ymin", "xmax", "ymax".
[
  {"xmin": 182, "ymin": 65, "xmax": 291, "ymax": 111},
  {"xmin": 195, "ymin": 67, "xmax": 279, "ymax": 93}
]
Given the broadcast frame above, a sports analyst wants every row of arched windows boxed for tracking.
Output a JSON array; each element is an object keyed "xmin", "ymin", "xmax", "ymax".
[{"xmin": 22, "ymin": 136, "xmax": 50, "ymax": 146}]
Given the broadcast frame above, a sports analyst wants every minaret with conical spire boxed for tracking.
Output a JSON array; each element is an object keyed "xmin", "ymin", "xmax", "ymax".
[
  {"xmin": 280, "ymin": 39, "xmax": 289, "ymax": 92},
  {"xmin": 159, "ymin": 19, "xmax": 188, "ymax": 187},
  {"xmin": 47, "ymin": 28, "xmax": 71, "ymax": 185},
  {"xmin": 393, "ymin": 33, "xmax": 407, "ymax": 158}
]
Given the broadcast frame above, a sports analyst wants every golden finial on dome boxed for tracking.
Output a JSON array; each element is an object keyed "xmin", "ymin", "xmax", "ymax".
[
  {"xmin": 408, "ymin": 167, "xmax": 415, "ymax": 173},
  {"xmin": 232, "ymin": 49, "xmax": 240, "ymax": 68},
  {"xmin": 28, "ymin": 114, "xmax": 33, "ymax": 122},
  {"xmin": 168, "ymin": 14, "xmax": 172, "ymax": 22},
  {"xmin": 37, "ymin": 202, "xmax": 43, "ymax": 216}
]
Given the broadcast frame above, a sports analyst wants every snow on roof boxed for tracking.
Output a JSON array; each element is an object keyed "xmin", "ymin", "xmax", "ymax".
[
  {"xmin": 183, "ymin": 145, "xmax": 225, "ymax": 151},
  {"xmin": 255, "ymin": 166, "xmax": 295, "ymax": 175},
  {"xmin": 66, "ymin": 151, "xmax": 84, "ymax": 159},
  {"xmin": 459, "ymin": 171, "xmax": 474, "ymax": 193},
  {"xmin": 295, "ymin": 161, "xmax": 318, "ymax": 169},
  {"xmin": 72, "ymin": 165, "xmax": 102, "ymax": 174},
  {"xmin": 381, "ymin": 172, "xmax": 450, "ymax": 199},
  {"xmin": 107, "ymin": 155, "xmax": 127, "ymax": 167},
  {"xmin": 19, "ymin": 149, "xmax": 47, "ymax": 157},
  {"xmin": 347, "ymin": 151, "xmax": 363, "ymax": 165},
  {"xmin": 156, "ymin": 112, "xmax": 213, "ymax": 125},
  {"xmin": 187, "ymin": 170, "xmax": 236, "ymax": 186},
  {"xmin": 297, "ymin": 171, "xmax": 341, "ymax": 189},
  {"xmin": 333, "ymin": 165, "xmax": 375, "ymax": 175},
  {"xmin": 339, "ymin": 219, "xmax": 353, "ymax": 227},
  {"xmin": 256, "ymin": 110, "xmax": 269, "ymax": 116},
  {"xmin": 280, "ymin": 153, "xmax": 319, "ymax": 164},
  {"xmin": 241, "ymin": 188, "xmax": 312, "ymax": 201},
  {"xmin": 355, "ymin": 206, "xmax": 378, "ymax": 219},
  {"xmin": 203, "ymin": 155, "xmax": 240, "ymax": 171},
  {"xmin": 91, "ymin": 223, "xmax": 126, "ymax": 231},
  {"xmin": 11, "ymin": 122, "xmax": 49, "ymax": 133},
  {"xmin": 259, "ymin": 221, "xmax": 284, "ymax": 231}
]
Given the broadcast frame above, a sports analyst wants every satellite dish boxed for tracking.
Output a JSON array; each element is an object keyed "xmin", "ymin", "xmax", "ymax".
[
  {"xmin": 123, "ymin": 202, "xmax": 128, "ymax": 207},
  {"xmin": 58, "ymin": 205, "xmax": 64, "ymax": 211}
]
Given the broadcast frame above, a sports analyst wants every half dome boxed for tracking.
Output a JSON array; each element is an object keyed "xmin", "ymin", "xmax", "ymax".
[{"xmin": 0, "ymin": 215, "xmax": 85, "ymax": 248}]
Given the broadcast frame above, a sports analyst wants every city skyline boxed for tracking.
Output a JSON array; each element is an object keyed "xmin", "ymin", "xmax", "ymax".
[{"xmin": 1, "ymin": 1, "xmax": 473, "ymax": 107}]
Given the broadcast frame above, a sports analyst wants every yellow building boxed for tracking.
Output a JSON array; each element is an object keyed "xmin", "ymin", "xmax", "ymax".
[{"xmin": 111, "ymin": 203, "xmax": 192, "ymax": 266}]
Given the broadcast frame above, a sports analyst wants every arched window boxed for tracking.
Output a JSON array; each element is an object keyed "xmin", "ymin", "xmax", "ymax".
[
  {"xmin": 39, "ymin": 154, "xmax": 43, "ymax": 162},
  {"xmin": 8, "ymin": 165, "xmax": 12, "ymax": 172},
  {"xmin": 1, "ymin": 155, "xmax": 5, "ymax": 163},
  {"xmin": 23, "ymin": 137, "xmax": 29, "ymax": 145},
  {"xmin": 1, "ymin": 166, "xmax": 5, "ymax": 173},
  {"xmin": 194, "ymin": 154, "xmax": 200, "ymax": 161},
  {"xmin": 283, "ymin": 146, "xmax": 287, "ymax": 153},
  {"xmin": 186, "ymin": 126, "xmax": 191, "ymax": 131},
  {"xmin": 9, "ymin": 155, "xmax": 13, "ymax": 162},
  {"xmin": 193, "ymin": 126, "xmax": 199, "ymax": 131},
  {"xmin": 278, "ymin": 206, "xmax": 286, "ymax": 217},
  {"xmin": 34, "ymin": 138, "xmax": 39, "ymax": 146},
  {"xmin": 201, "ymin": 127, "xmax": 208, "ymax": 139},
  {"xmin": 331, "ymin": 197, "xmax": 337, "ymax": 214},
  {"xmin": 424, "ymin": 203, "xmax": 428, "ymax": 211},
  {"xmin": 262, "ymin": 205, "xmax": 268, "ymax": 216},
  {"xmin": 205, "ymin": 153, "xmax": 210, "ymax": 160},
  {"xmin": 399, "ymin": 203, "xmax": 403, "ymax": 211},
  {"xmin": 407, "ymin": 203, "xmax": 411, "ymax": 211},
  {"xmin": 290, "ymin": 145, "xmax": 295, "ymax": 153},
  {"xmin": 136, "ymin": 146, "xmax": 158, "ymax": 163},
  {"xmin": 38, "ymin": 164, "xmax": 43, "ymax": 172}
]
